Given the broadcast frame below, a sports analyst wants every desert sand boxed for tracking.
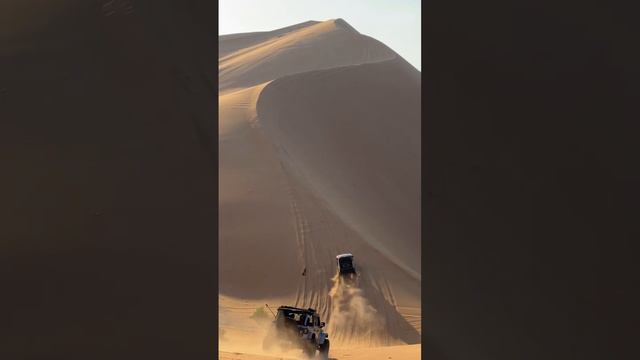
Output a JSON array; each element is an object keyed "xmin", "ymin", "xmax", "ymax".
[{"xmin": 219, "ymin": 19, "xmax": 421, "ymax": 359}]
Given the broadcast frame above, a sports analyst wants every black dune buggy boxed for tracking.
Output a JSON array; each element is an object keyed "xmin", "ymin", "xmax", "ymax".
[
  {"xmin": 336, "ymin": 253, "xmax": 356, "ymax": 277},
  {"xmin": 262, "ymin": 305, "xmax": 330, "ymax": 359}
]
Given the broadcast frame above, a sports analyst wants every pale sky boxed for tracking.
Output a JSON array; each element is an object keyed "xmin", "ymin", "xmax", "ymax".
[{"xmin": 219, "ymin": 0, "xmax": 421, "ymax": 70}]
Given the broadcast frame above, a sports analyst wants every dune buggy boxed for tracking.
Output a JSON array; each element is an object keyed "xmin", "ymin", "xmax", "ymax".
[
  {"xmin": 336, "ymin": 253, "xmax": 356, "ymax": 277},
  {"xmin": 262, "ymin": 305, "xmax": 330, "ymax": 359}
]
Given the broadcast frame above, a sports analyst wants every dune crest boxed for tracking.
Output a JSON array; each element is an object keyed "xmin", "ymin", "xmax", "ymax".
[
  {"xmin": 219, "ymin": 19, "xmax": 397, "ymax": 93},
  {"xmin": 219, "ymin": 20, "xmax": 320, "ymax": 58}
]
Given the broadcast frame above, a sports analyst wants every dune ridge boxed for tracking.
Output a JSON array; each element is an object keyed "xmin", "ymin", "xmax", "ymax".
[
  {"xmin": 219, "ymin": 19, "xmax": 397, "ymax": 93},
  {"xmin": 219, "ymin": 19, "xmax": 420, "ymax": 358},
  {"xmin": 219, "ymin": 20, "xmax": 320, "ymax": 58}
]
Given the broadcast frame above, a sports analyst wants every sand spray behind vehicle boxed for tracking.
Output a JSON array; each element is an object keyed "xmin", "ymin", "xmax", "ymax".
[
  {"xmin": 327, "ymin": 272, "xmax": 389, "ymax": 346},
  {"xmin": 219, "ymin": 305, "xmax": 308, "ymax": 359}
]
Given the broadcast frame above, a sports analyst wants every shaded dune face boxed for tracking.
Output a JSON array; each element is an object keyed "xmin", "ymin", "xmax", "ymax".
[
  {"xmin": 257, "ymin": 58, "xmax": 421, "ymax": 279},
  {"xmin": 219, "ymin": 19, "xmax": 421, "ymax": 347}
]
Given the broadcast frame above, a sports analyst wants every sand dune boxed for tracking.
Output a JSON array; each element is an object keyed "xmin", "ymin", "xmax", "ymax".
[
  {"xmin": 219, "ymin": 19, "xmax": 397, "ymax": 93},
  {"xmin": 219, "ymin": 19, "xmax": 421, "ymax": 358}
]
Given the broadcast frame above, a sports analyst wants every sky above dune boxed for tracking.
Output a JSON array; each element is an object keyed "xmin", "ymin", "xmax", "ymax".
[{"xmin": 219, "ymin": 0, "xmax": 421, "ymax": 70}]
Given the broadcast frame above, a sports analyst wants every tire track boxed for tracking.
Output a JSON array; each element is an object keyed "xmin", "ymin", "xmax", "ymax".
[{"xmin": 278, "ymin": 159, "xmax": 308, "ymax": 308}]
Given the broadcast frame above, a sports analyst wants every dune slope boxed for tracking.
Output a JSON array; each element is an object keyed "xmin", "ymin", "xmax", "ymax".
[
  {"xmin": 257, "ymin": 57, "xmax": 421, "ymax": 278},
  {"xmin": 219, "ymin": 20, "xmax": 320, "ymax": 58}
]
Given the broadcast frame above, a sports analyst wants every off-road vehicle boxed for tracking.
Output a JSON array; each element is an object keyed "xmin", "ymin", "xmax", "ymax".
[
  {"xmin": 336, "ymin": 253, "xmax": 356, "ymax": 277},
  {"xmin": 262, "ymin": 305, "xmax": 330, "ymax": 359}
]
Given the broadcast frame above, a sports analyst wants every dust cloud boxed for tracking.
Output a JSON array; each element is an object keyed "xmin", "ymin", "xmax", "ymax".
[
  {"xmin": 219, "ymin": 310, "xmax": 307, "ymax": 360},
  {"xmin": 327, "ymin": 273, "xmax": 388, "ymax": 346}
]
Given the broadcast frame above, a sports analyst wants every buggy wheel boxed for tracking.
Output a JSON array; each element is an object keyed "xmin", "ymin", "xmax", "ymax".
[
  {"xmin": 303, "ymin": 341, "xmax": 316, "ymax": 358},
  {"xmin": 319, "ymin": 339, "xmax": 330, "ymax": 360}
]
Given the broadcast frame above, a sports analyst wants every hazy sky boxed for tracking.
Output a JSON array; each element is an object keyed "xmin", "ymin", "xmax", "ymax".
[{"xmin": 219, "ymin": 0, "xmax": 421, "ymax": 70}]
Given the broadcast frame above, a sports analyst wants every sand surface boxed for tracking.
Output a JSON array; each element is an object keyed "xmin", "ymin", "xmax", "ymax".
[
  {"xmin": 219, "ymin": 19, "xmax": 421, "ymax": 359},
  {"xmin": 220, "ymin": 344, "xmax": 420, "ymax": 360}
]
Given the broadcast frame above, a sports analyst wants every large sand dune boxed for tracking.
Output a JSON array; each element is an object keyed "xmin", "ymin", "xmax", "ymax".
[{"xmin": 219, "ymin": 19, "xmax": 421, "ymax": 358}]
